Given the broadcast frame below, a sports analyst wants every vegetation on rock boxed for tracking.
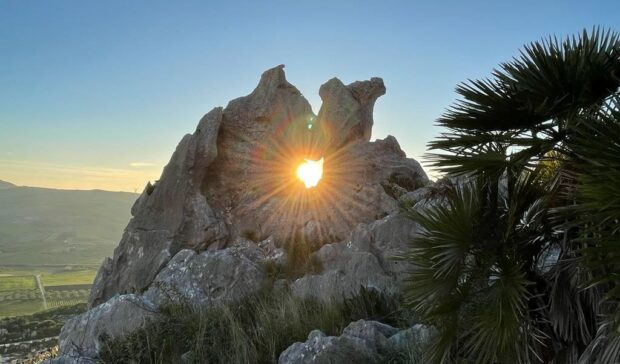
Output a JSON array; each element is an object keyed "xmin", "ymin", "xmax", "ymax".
[{"xmin": 98, "ymin": 288, "xmax": 408, "ymax": 364}]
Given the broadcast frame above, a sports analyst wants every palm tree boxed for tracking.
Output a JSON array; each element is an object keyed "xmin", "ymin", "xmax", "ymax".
[
  {"xmin": 562, "ymin": 95, "xmax": 620, "ymax": 363},
  {"xmin": 401, "ymin": 28, "xmax": 620, "ymax": 363}
]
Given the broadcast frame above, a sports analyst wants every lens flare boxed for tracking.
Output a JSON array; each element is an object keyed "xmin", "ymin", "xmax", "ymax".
[{"xmin": 296, "ymin": 158, "xmax": 324, "ymax": 188}]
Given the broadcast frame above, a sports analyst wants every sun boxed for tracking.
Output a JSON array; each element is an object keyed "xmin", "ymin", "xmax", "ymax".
[{"xmin": 296, "ymin": 158, "xmax": 324, "ymax": 188}]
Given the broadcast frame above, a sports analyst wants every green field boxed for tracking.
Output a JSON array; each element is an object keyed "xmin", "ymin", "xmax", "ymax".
[
  {"xmin": 41, "ymin": 270, "xmax": 97, "ymax": 286},
  {"xmin": 0, "ymin": 267, "xmax": 97, "ymax": 318},
  {"xmin": 0, "ymin": 275, "xmax": 36, "ymax": 292}
]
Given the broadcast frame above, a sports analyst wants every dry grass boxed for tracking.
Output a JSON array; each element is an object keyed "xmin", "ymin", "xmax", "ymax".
[{"xmin": 99, "ymin": 287, "xmax": 407, "ymax": 364}]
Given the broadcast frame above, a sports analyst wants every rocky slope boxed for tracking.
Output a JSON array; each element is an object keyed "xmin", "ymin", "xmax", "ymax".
[{"xmin": 50, "ymin": 66, "xmax": 432, "ymax": 363}]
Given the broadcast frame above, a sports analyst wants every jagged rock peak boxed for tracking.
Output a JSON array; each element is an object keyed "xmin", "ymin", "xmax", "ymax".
[
  {"xmin": 317, "ymin": 76, "xmax": 386, "ymax": 150},
  {"xmin": 256, "ymin": 64, "xmax": 293, "ymax": 90}
]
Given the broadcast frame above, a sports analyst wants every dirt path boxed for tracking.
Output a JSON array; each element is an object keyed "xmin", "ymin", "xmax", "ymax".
[{"xmin": 34, "ymin": 274, "xmax": 47, "ymax": 309}]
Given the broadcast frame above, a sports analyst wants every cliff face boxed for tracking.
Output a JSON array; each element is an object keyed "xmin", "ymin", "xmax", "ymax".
[{"xmin": 55, "ymin": 66, "xmax": 430, "ymax": 362}]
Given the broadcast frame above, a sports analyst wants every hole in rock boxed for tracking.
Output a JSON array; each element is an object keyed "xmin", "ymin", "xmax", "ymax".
[{"xmin": 296, "ymin": 158, "xmax": 324, "ymax": 189}]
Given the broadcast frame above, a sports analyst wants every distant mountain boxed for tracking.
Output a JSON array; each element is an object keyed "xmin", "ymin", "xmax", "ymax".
[
  {"xmin": 0, "ymin": 180, "xmax": 16, "ymax": 190},
  {"xmin": 0, "ymin": 181, "xmax": 137, "ymax": 266}
]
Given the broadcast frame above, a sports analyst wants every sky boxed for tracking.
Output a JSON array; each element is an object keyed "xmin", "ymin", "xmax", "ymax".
[{"xmin": 1, "ymin": 0, "xmax": 619, "ymax": 192}]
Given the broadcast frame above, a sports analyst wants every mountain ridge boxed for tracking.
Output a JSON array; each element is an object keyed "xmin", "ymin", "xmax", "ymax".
[
  {"xmin": 0, "ymin": 178, "xmax": 139, "ymax": 194},
  {"xmin": 0, "ymin": 180, "xmax": 16, "ymax": 190}
]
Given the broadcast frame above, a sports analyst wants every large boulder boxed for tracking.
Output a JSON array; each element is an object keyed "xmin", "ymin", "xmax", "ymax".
[
  {"xmin": 290, "ymin": 251, "xmax": 395, "ymax": 304},
  {"xmin": 51, "ymin": 242, "xmax": 268, "ymax": 364},
  {"xmin": 278, "ymin": 329, "xmax": 379, "ymax": 364},
  {"xmin": 384, "ymin": 324, "xmax": 436, "ymax": 354},
  {"xmin": 278, "ymin": 320, "xmax": 434, "ymax": 364},
  {"xmin": 144, "ymin": 245, "xmax": 266, "ymax": 307},
  {"xmin": 342, "ymin": 319, "xmax": 400, "ymax": 351},
  {"xmin": 290, "ymin": 212, "xmax": 419, "ymax": 303},
  {"xmin": 57, "ymin": 294, "xmax": 156, "ymax": 360}
]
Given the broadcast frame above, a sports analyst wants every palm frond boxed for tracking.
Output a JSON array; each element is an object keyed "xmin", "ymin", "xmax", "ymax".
[{"xmin": 430, "ymin": 28, "xmax": 620, "ymax": 176}]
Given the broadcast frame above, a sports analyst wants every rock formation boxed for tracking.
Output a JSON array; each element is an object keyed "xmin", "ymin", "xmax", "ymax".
[
  {"xmin": 51, "ymin": 65, "xmax": 431, "ymax": 362},
  {"xmin": 278, "ymin": 320, "xmax": 435, "ymax": 364}
]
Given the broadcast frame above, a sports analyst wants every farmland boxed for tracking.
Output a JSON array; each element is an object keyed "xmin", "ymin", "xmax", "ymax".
[
  {"xmin": 0, "ymin": 181, "xmax": 136, "ymax": 318},
  {"xmin": 0, "ymin": 267, "xmax": 97, "ymax": 318},
  {"xmin": 0, "ymin": 303, "xmax": 86, "ymax": 362}
]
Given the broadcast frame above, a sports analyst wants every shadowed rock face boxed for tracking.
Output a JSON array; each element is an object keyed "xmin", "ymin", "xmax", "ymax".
[
  {"xmin": 88, "ymin": 65, "xmax": 428, "ymax": 308},
  {"xmin": 88, "ymin": 107, "xmax": 227, "ymax": 308}
]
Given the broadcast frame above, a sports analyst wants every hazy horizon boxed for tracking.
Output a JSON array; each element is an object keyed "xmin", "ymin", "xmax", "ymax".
[{"xmin": 2, "ymin": 0, "xmax": 618, "ymax": 192}]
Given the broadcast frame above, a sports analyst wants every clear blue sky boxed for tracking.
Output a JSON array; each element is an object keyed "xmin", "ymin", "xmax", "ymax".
[{"xmin": 1, "ymin": 0, "xmax": 618, "ymax": 191}]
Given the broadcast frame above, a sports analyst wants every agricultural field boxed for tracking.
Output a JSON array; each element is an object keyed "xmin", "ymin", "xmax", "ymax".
[
  {"xmin": 0, "ymin": 303, "xmax": 86, "ymax": 362},
  {"xmin": 0, "ymin": 182, "xmax": 134, "ymax": 318},
  {"xmin": 0, "ymin": 273, "xmax": 40, "ymax": 318},
  {"xmin": 0, "ymin": 267, "xmax": 97, "ymax": 318}
]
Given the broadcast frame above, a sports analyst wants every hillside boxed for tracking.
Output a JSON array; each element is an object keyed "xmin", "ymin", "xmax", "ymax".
[
  {"xmin": 0, "ymin": 180, "xmax": 16, "ymax": 190},
  {"xmin": 0, "ymin": 180, "xmax": 137, "ymax": 266}
]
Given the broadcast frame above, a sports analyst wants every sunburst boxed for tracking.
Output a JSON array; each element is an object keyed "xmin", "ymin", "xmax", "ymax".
[
  {"xmin": 296, "ymin": 158, "xmax": 324, "ymax": 188},
  {"xmin": 205, "ymin": 113, "xmax": 377, "ymax": 247}
]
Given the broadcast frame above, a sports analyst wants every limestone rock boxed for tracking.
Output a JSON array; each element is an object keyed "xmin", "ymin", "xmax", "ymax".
[
  {"xmin": 385, "ymin": 324, "xmax": 436, "ymax": 353},
  {"xmin": 290, "ymin": 212, "xmax": 419, "ymax": 303},
  {"xmin": 342, "ymin": 319, "xmax": 400, "ymax": 351},
  {"xmin": 277, "ymin": 329, "xmax": 379, "ymax": 364},
  {"xmin": 351, "ymin": 135, "xmax": 429, "ymax": 198},
  {"xmin": 89, "ymin": 107, "xmax": 227, "ymax": 307},
  {"xmin": 278, "ymin": 320, "xmax": 433, "ymax": 364},
  {"xmin": 317, "ymin": 77, "xmax": 386, "ymax": 150},
  {"xmin": 259, "ymin": 236, "xmax": 288, "ymax": 267},
  {"xmin": 291, "ymin": 252, "xmax": 395, "ymax": 304},
  {"xmin": 144, "ymin": 247, "xmax": 266, "ymax": 307},
  {"xmin": 366, "ymin": 212, "xmax": 420, "ymax": 277},
  {"xmin": 66, "ymin": 66, "xmax": 432, "ymax": 362},
  {"xmin": 57, "ymin": 294, "xmax": 156, "ymax": 359}
]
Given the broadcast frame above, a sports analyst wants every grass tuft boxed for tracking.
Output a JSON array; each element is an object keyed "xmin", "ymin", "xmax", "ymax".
[{"xmin": 99, "ymin": 287, "xmax": 408, "ymax": 364}]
